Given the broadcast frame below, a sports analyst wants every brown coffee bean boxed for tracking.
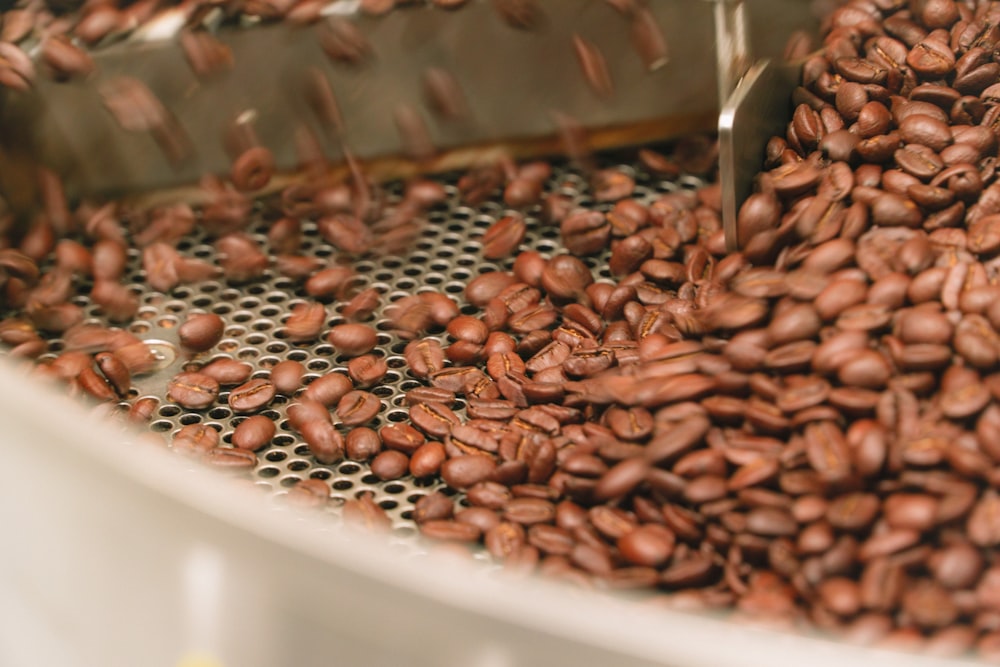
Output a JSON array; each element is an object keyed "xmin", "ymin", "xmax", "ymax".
[
  {"xmin": 541, "ymin": 255, "xmax": 593, "ymax": 300},
  {"xmin": 371, "ymin": 449, "xmax": 409, "ymax": 481},
  {"xmin": 204, "ymin": 446, "xmax": 258, "ymax": 471},
  {"xmin": 447, "ymin": 315, "xmax": 489, "ymax": 345},
  {"xmin": 285, "ymin": 302, "xmax": 326, "ymax": 342},
  {"xmin": 167, "ymin": 372, "xmax": 219, "ymax": 410},
  {"xmin": 562, "ymin": 210, "xmax": 611, "ymax": 255},
  {"xmin": 327, "ymin": 323, "xmax": 377, "ymax": 357},
  {"xmin": 232, "ymin": 415, "xmax": 276, "ymax": 451},
  {"xmin": 466, "ymin": 271, "xmax": 519, "ymax": 307},
  {"xmin": 404, "ymin": 440, "xmax": 443, "ymax": 478},
  {"xmin": 305, "ymin": 267, "xmax": 353, "ymax": 299},
  {"xmin": 228, "ymin": 378, "xmax": 276, "ymax": 413},
  {"xmin": 482, "ymin": 214, "xmax": 526, "ymax": 259},
  {"xmin": 285, "ymin": 478, "xmax": 331, "ymax": 510},
  {"xmin": 930, "ymin": 543, "xmax": 983, "ymax": 589},
  {"xmin": 336, "ymin": 390, "xmax": 381, "ymax": 426},
  {"xmin": 768, "ymin": 303, "xmax": 821, "ymax": 345},
  {"xmin": 410, "ymin": 401, "xmax": 461, "ymax": 438},
  {"xmin": 300, "ymin": 420, "xmax": 345, "ymax": 464},
  {"xmin": 304, "ymin": 372, "xmax": 353, "ymax": 407},
  {"xmin": 618, "ymin": 525, "xmax": 675, "ymax": 567},
  {"xmin": 827, "ymin": 493, "xmax": 880, "ymax": 531},
  {"xmin": 819, "ymin": 577, "xmax": 862, "ymax": 617},
  {"xmin": 93, "ymin": 351, "xmax": 130, "ymax": 398},
  {"xmin": 378, "ymin": 422, "xmax": 424, "ymax": 455},
  {"xmin": 441, "ymin": 454, "xmax": 497, "ymax": 489},
  {"xmin": 907, "ymin": 39, "xmax": 956, "ymax": 76},
  {"xmin": 969, "ymin": 493, "xmax": 1000, "ymax": 547},
  {"xmin": 270, "ymin": 360, "xmax": 305, "ymax": 395},
  {"xmin": 199, "ymin": 358, "xmax": 253, "ymax": 386},
  {"xmin": 346, "ymin": 354, "xmax": 387, "ymax": 387},
  {"xmin": 172, "ymin": 424, "xmax": 219, "ymax": 456},
  {"xmin": 341, "ymin": 427, "xmax": 379, "ymax": 461},
  {"xmin": 504, "ymin": 497, "xmax": 556, "ymax": 525}
]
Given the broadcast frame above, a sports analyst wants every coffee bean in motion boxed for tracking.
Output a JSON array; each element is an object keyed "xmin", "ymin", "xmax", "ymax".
[
  {"xmin": 327, "ymin": 323, "xmax": 378, "ymax": 357},
  {"xmin": 178, "ymin": 312, "xmax": 225, "ymax": 352}
]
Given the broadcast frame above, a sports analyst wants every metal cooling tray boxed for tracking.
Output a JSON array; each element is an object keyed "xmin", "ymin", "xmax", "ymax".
[
  {"xmin": 0, "ymin": 147, "xmax": 977, "ymax": 667},
  {"xmin": 0, "ymin": 342, "xmax": 970, "ymax": 667}
]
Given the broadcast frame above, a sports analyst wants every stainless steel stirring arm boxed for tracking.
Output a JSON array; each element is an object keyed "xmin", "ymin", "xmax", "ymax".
[{"xmin": 0, "ymin": 0, "xmax": 816, "ymax": 236}]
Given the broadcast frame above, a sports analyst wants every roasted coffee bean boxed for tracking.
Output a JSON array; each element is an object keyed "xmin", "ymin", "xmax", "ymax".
[
  {"xmin": 167, "ymin": 372, "xmax": 220, "ymax": 410},
  {"xmin": 346, "ymin": 354, "xmax": 387, "ymax": 387},
  {"xmin": 404, "ymin": 338, "xmax": 446, "ymax": 378},
  {"xmin": 303, "ymin": 373, "xmax": 353, "ymax": 407},
  {"xmin": 228, "ymin": 378, "xmax": 276, "ymax": 413},
  {"xmin": 410, "ymin": 401, "xmax": 461, "ymax": 438},
  {"xmin": 270, "ymin": 359, "xmax": 305, "ymax": 395},
  {"xmin": 128, "ymin": 397, "xmax": 159, "ymax": 423},
  {"xmin": 284, "ymin": 478, "xmax": 331, "ymax": 510},
  {"xmin": 345, "ymin": 427, "xmax": 382, "ymax": 461},
  {"xmin": 371, "ymin": 449, "xmax": 410, "ymax": 481},
  {"xmin": 562, "ymin": 210, "xmax": 611, "ymax": 255},
  {"xmin": 327, "ymin": 323, "xmax": 377, "ymax": 357},
  {"xmin": 199, "ymin": 358, "xmax": 253, "ymax": 386},
  {"xmin": 482, "ymin": 214, "xmax": 526, "ymax": 259},
  {"xmin": 300, "ymin": 420, "xmax": 345, "ymax": 464},
  {"xmin": 380, "ymin": 422, "xmax": 425, "ymax": 455},
  {"xmin": 285, "ymin": 302, "xmax": 326, "ymax": 342},
  {"xmin": 204, "ymin": 446, "xmax": 258, "ymax": 471},
  {"xmin": 504, "ymin": 497, "xmax": 556, "ymax": 525},
  {"xmin": 441, "ymin": 454, "xmax": 497, "ymax": 489},
  {"xmin": 93, "ymin": 351, "xmax": 130, "ymax": 398},
  {"xmin": 232, "ymin": 415, "xmax": 276, "ymax": 451},
  {"xmin": 336, "ymin": 390, "xmax": 381, "ymax": 426},
  {"xmin": 342, "ymin": 492, "xmax": 391, "ymax": 531},
  {"xmin": 172, "ymin": 424, "xmax": 219, "ymax": 456}
]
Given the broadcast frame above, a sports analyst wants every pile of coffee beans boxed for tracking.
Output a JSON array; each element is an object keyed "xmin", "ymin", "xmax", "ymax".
[{"xmin": 10, "ymin": 0, "xmax": 1000, "ymax": 660}]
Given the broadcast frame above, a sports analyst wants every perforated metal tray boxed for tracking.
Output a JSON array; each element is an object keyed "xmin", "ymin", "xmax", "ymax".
[{"xmin": 23, "ymin": 152, "xmax": 707, "ymax": 550}]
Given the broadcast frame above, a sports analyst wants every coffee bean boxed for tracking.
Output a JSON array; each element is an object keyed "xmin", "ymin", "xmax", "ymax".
[
  {"xmin": 167, "ymin": 372, "xmax": 219, "ymax": 410},
  {"xmin": 342, "ymin": 427, "xmax": 380, "ymax": 461},
  {"xmin": 228, "ymin": 378, "xmax": 276, "ymax": 413},
  {"xmin": 504, "ymin": 497, "xmax": 556, "ymax": 525},
  {"xmin": 572, "ymin": 34, "xmax": 613, "ymax": 98},
  {"xmin": 172, "ymin": 423, "xmax": 219, "ymax": 456},
  {"xmin": 270, "ymin": 359, "xmax": 305, "ymax": 395},
  {"xmin": 561, "ymin": 210, "xmax": 611, "ymax": 255},
  {"xmin": 371, "ymin": 449, "xmax": 409, "ymax": 481},
  {"xmin": 304, "ymin": 373, "xmax": 353, "ymax": 407},
  {"xmin": 410, "ymin": 401, "xmax": 461, "ymax": 438},
  {"xmin": 204, "ymin": 446, "xmax": 258, "ymax": 471},
  {"xmin": 284, "ymin": 478, "xmax": 331, "ymax": 510},
  {"xmin": 441, "ymin": 454, "xmax": 496, "ymax": 489},
  {"xmin": 968, "ymin": 493, "xmax": 1000, "ymax": 547},
  {"xmin": 285, "ymin": 302, "xmax": 327, "ymax": 342},
  {"xmin": 407, "ymin": 440, "xmax": 445, "ymax": 478},
  {"xmin": 482, "ymin": 214, "xmax": 526, "ymax": 259},
  {"xmin": 346, "ymin": 354, "xmax": 387, "ymax": 387},
  {"xmin": 199, "ymin": 358, "xmax": 253, "ymax": 386},
  {"xmin": 327, "ymin": 323, "xmax": 377, "ymax": 357},
  {"xmin": 228, "ymin": 414, "xmax": 275, "ymax": 451},
  {"xmin": 300, "ymin": 420, "xmax": 345, "ymax": 464},
  {"xmin": 336, "ymin": 390, "xmax": 381, "ymax": 426}
]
